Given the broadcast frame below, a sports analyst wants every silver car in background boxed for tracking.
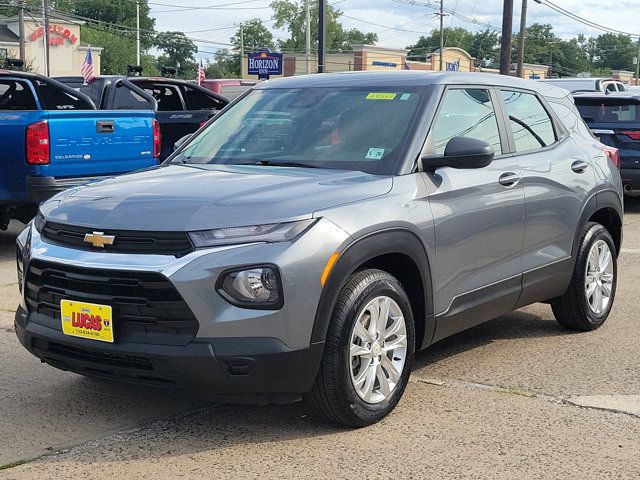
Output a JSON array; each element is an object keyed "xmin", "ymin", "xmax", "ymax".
[{"xmin": 16, "ymin": 71, "xmax": 623, "ymax": 427}]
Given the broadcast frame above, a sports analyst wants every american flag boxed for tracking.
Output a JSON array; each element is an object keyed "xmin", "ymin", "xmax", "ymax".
[
  {"xmin": 81, "ymin": 47, "xmax": 95, "ymax": 84},
  {"xmin": 197, "ymin": 58, "xmax": 205, "ymax": 86}
]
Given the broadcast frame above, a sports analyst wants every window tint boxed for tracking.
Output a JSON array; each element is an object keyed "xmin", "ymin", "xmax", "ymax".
[
  {"xmin": 0, "ymin": 80, "xmax": 37, "ymax": 110},
  {"xmin": 220, "ymin": 85, "xmax": 254, "ymax": 100},
  {"xmin": 36, "ymin": 80, "xmax": 93, "ymax": 110},
  {"xmin": 107, "ymin": 84, "xmax": 153, "ymax": 110},
  {"xmin": 430, "ymin": 88, "xmax": 502, "ymax": 155},
  {"xmin": 501, "ymin": 90, "xmax": 556, "ymax": 151},
  {"xmin": 575, "ymin": 98, "xmax": 639, "ymax": 123},
  {"xmin": 183, "ymin": 86, "xmax": 225, "ymax": 110},
  {"xmin": 140, "ymin": 84, "xmax": 184, "ymax": 111}
]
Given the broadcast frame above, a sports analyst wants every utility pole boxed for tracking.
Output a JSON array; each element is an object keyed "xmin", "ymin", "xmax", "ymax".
[
  {"xmin": 635, "ymin": 37, "xmax": 640, "ymax": 86},
  {"xmin": 549, "ymin": 42, "xmax": 555, "ymax": 77},
  {"xmin": 438, "ymin": 0, "xmax": 444, "ymax": 71},
  {"xmin": 499, "ymin": 0, "xmax": 513, "ymax": 75},
  {"xmin": 136, "ymin": 0, "xmax": 140, "ymax": 66},
  {"xmin": 516, "ymin": 0, "xmax": 527, "ymax": 78},
  {"xmin": 305, "ymin": 0, "xmax": 311, "ymax": 74},
  {"xmin": 43, "ymin": 0, "xmax": 50, "ymax": 76},
  {"xmin": 317, "ymin": 0, "xmax": 326, "ymax": 73},
  {"xmin": 18, "ymin": 0, "xmax": 26, "ymax": 63}
]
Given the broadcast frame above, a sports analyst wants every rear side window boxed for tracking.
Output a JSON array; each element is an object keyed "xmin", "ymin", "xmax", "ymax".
[
  {"xmin": 182, "ymin": 86, "xmax": 225, "ymax": 110},
  {"xmin": 501, "ymin": 90, "xmax": 556, "ymax": 151},
  {"xmin": 140, "ymin": 84, "xmax": 184, "ymax": 111},
  {"xmin": 36, "ymin": 80, "xmax": 93, "ymax": 110},
  {"xmin": 0, "ymin": 80, "xmax": 37, "ymax": 110},
  {"xmin": 575, "ymin": 98, "xmax": 639, "ymax": 123},
  {"xmin": 105, "ymin": 84, "xmax": 153, "ymax": 110},
  {"xmin": 430, "ymin": 88, "xmax": 502, "ymax": 155}
]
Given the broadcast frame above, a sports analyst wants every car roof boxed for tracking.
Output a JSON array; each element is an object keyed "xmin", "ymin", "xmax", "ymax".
[
  {"xmin": 572, "ymin": 92, "xmax": 640, "ymax": 101},
  {"xmin": 256, "ymin": 70, "xmax": 570, "ymax": 98},
  {"xmin": 54, "ymin": 75, "xmax": 195, "ymax": 86},
  {"xmin": 541, "ymin": 77, "xmax": 615, "ymax": 83}
]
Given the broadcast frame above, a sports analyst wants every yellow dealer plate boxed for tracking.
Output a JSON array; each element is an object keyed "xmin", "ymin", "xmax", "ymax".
[{"xmin": 60, "ymin": 299, "xmax": 114, "ymax": 343}]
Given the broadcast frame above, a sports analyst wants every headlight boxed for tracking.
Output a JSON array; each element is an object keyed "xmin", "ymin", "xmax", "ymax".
[
  {"xmin": 189, "ymin": 219, "xmax": 316, "ymax": 248},
  {"xmin": 217, "ymin": 265, "xmax": 283, "ymax": 309},
  {"xmin": 33, "ymin": 209, "xmax": 45, "ymax": 233}
]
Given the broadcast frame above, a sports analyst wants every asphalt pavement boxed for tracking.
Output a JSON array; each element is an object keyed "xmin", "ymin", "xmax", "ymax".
[{"xmin": 1, "ymin": 198, "xmax": 640, "ymax": 479}]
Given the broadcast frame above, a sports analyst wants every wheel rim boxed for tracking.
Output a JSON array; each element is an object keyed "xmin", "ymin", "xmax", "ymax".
[
  {"xmin": 584, "ymin": 239, "xmax": 614, "ymax": 315},
  {"xmin": 349, "ymin": 296, "xmax": 407, "ymax": 404}
]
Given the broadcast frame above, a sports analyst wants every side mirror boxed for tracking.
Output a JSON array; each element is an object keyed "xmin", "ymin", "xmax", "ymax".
[
  {"xmin": 420, "ymin": 136, "xmax": 494, "ymax": 171},
  {"xmin": 174, "ymin": 134, "xmax": 192, "ymax": 151}
]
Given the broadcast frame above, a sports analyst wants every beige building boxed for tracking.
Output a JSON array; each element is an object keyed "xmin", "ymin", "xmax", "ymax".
[{"xmin": 0, "ymin": 14, "xmax": 101, "ymax": 76}]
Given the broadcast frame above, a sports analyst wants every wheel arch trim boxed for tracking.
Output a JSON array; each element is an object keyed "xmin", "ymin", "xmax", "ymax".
[{"xmin": 310, "ymin": 227, "xmax": 435, "ymax": 349}]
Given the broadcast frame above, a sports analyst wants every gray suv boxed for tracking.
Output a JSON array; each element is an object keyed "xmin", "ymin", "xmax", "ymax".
[{"xmin": 15, "ymin": 72, "xmax": 623, "ymax": 427}]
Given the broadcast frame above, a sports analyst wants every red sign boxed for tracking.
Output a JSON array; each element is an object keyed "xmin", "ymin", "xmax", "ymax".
[{"xmin": 30, "ymin": 25, "xmax": 78, "ymax": 45}]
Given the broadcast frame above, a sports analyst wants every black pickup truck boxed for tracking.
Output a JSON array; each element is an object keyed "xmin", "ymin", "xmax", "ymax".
[{"xmin": 56, "ymin": 76, "xmax": 229, "ymax": 160}]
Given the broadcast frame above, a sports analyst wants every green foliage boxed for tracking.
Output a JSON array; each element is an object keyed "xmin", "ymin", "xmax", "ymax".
[
  {"xmin": 592, "ymin": 33, "xmax": 636, "ymax": 71},
  {"xmin": 270, "ymin": 0, "xmax": 377, "ymax": 53},
  {"xmin": 205, "ymin": 49, "xmax": 238, "ymax": 78},
  {"xmin": 155, "ymin": 32, "xmax": 198, "ymax": 79},
  {"xmin": 231, "ymin": 19, "xmax": 276, "ymax": 53},
  {"xmin": 406, "ymin": 28, "xmax": 499, "ymax": 66}
]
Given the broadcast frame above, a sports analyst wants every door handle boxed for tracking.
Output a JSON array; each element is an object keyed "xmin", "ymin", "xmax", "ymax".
[
  {"xmin": 96, "ymin": 120, "xmax": 115, "ymax": 134},
  {"xmin": 571, "ymin": 160, "xmax": 589, "ymax": 173},
  {"xmin": 498, "ymin": 172, "xmax": 521, "ymax": 187}
]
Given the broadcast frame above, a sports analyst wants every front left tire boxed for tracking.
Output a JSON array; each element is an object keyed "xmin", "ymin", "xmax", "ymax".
[{"xmin": 305, "ymin": 269, "xmax": 415, "ymax": 427}]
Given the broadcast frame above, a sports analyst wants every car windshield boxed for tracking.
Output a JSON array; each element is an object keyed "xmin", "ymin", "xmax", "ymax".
[
  {"xmin": 171, "ymin": 86, "xmax": 426, "ymax": 175},
  {"xmin": 575, "ymin": 98, "xmax": 640, "ymax": 123}
]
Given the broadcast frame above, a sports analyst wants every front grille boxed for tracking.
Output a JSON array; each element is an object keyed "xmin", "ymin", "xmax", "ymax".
[
  {"xmin": 25, "ymin": 260, "xmax": 199, "ymax": 345},
  {"xmin": 41, "ymin": 221, "xmax": 194, "ymax": 257}
]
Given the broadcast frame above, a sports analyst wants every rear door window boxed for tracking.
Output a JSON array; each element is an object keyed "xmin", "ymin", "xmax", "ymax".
[
  {"xmin": 105, "ymin": 83, "xmax": 154, "ymax": 110},
  {"xmin": 140, "ymin": 84, "xmax": 184, "ymax": 111},
  {"xmin": 430, "ymin": 88, "xmax": 502, "ymax": 155},
  {"xmin": 574, "ymin": 98, "xmax": 639, "ymax": 123},
  {"xmin": 501, "ymin": 90, "xmax": 556, "ymax": 152},
  {"xmin": 0, "ymin": 80, "xmax": 37, "ymax": 110},
  {"xmin": 36, "ymin": 80, "xmax": 93, "ymax": 110}
]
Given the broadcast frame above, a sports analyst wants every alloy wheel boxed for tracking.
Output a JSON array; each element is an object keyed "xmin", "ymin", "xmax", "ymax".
[
  {"xmin": 349, "ymin": 296, "xmax": 408, "ymax": 404},
  {"xmin": 584, "ymin": 239, "xmax": 614, "ymax": 315}
]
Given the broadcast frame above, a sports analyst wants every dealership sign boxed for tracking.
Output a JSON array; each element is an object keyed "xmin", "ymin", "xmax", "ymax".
[
  {"xmin": 248, "ymin": 50, "xmax": 283, "ymax": 79},
  {"xmin": 30, "ymin": 25, "xmax": 78, "ymax": 46}
]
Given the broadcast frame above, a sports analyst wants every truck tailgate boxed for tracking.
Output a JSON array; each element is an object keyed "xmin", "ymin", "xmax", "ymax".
[{"xmin": 47, "ymin": 110, "xmax": 157, "ymax": 177}]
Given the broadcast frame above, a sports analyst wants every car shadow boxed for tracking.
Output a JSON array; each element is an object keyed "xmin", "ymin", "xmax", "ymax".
[{"xmin": 413, "ymin": 309, "xmax": 570, "ymax": 369}]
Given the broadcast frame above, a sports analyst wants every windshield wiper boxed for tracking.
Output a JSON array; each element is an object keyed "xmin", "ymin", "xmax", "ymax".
[{"xmin": 255, "ymin": 159, "xmax": 320, "ymax": 168}]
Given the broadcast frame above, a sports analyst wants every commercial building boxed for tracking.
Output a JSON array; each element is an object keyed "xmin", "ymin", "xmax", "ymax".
[{"xmin": 0, "ymin": 14, "xmax": 101, "ymax": 76}]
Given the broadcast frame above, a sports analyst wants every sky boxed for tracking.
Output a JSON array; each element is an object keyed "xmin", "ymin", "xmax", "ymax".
[{"xmin": 149, "ymin": 0, "xmax": 640, "ymax": 59}]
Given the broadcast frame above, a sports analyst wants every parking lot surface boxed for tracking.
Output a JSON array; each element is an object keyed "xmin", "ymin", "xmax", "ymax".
[{"xmin": 1, "ymin": 198, "xmax": 640, "ymax": 479}]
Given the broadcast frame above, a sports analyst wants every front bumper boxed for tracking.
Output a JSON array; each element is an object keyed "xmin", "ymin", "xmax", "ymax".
[
  {"xmin": 15, "ymin": 305, "xmax": 323, "ymax": 402},
  {"xmin": 621, "ymin": 168, "xmax": 640, "ymax": 190},
  {"xmin": 26, "ymin": 175, "xmax": 112, "ymax": 203}
]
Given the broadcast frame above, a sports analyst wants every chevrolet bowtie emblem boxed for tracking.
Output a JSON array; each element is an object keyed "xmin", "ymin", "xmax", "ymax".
[{"xmin": 84, "ymin": 231, "xmax": 115, "ymax": 248}]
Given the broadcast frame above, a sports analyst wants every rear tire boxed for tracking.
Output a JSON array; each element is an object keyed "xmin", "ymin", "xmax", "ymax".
[
  {"xmin": 305, "ymin": 269, "xmax": 415, "ymax": 427},
  {"xmin": 551, "ymin": 222, "xmax": 617, "ymax": 331}
]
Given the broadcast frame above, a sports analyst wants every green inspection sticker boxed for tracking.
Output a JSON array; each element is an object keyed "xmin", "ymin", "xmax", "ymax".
[
  {"xmin": 366, "ymin": 92, "xmax": 397, "ymax": 100},
  {"xmin": 365, "ymin": 147, "xmax": 385, "ymax": 160}
]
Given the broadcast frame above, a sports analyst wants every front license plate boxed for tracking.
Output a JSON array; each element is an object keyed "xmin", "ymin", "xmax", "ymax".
[{"xmin": 60, "ymin": 300, "xmax": 114, "ymax": 343}]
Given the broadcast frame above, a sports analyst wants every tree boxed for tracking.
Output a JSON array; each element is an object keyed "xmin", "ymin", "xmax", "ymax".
[
  {"xmin": 593, "ymin": 33, "xmax": 636, "ymax": 71},
  {"xmin": 271, "ymin": 0, "xmax": 377, "ymax": 53},
  {"xmin": 406, "ymin": 28, "xmax": 498, "ymax": 65},
  {"xmin": 205, "ymin": 49, "xmax": 239, "ymax": 79},
  {"xmin": 49, "ymin": 0, "xmax": 156, "ymax": 74},
  {"xmin": 155, "ymin": 32, "xmax": 198, "ymax": 78},
  {"xmin": 232, "ymin": 19, "xmax": 276, "ymax": 53}
]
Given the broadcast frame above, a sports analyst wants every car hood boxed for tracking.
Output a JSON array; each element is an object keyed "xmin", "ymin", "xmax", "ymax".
[{"xmin": 41, "ymin": 164, "xmax": 393, "ymax": 231}]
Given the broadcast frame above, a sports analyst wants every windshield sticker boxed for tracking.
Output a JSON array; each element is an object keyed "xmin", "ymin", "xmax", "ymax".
[
  {"xmin": 365, "ymin": 147, "xmax": 385, "ymax": 160},
  {"xmin": 366, "ymin": 92, "xmax": 397, "ymax": 100},
  {"xmin": 400, "ymin": 93, "xmax": 412, "ymax": 101}
]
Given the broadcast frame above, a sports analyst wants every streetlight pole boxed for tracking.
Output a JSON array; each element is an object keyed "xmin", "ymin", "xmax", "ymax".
[
  {"xmin": 318, "ymin": 0, "xmax": 326, "ymax": 73},
  {"xmin": 516, "ymin": 0, "xmax": 527, "ymax": 78},
  {"xmin": 43, "ymin": 0, "xmax": 50, "ymax": 76},
  {"xmin": 439, "ymin": 0, "xmax": 444, "ymax": 71},
  {"xmin": 305, "ymin": 0, "xmax": 311, "ymax": 74},
  {"xmin": 136, "ymin": 0, "xmax": 140, "ymax": 66}
]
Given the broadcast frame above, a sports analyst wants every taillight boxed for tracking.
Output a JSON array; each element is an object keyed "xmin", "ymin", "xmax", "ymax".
[
  {"xmin": 26, "ymin": 120, "xmax": 50, "ymax": 165},
  {"xmin": 199, "ymin": 120, "xmax": 208, "ymax": 129},
  {"xmin": 153, "ymin": 119, "xmax": 161, "ymax": 158},
  {"xmin": 620, "ymin": 130, "xmax": 640, "ymax": 140},
  {"xmin": 602, "ymin": 145, "xmax": 620, "ymax": 169}
]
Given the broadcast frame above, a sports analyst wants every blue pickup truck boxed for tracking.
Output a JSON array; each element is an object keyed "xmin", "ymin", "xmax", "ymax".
[{"xmin": 0, "ymin": 71, "xmax": 159, "ymax": 228}]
